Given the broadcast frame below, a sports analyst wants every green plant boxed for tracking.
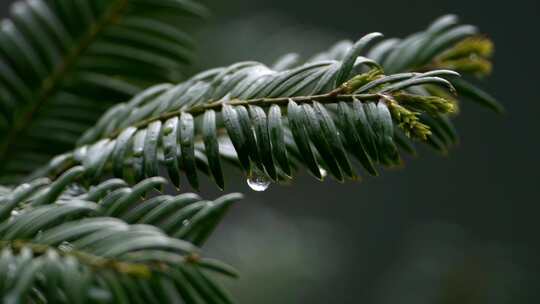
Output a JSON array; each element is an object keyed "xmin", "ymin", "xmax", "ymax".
[{"xmin": 0, "ymin": 1, "xmax": 501, "ymax": 302}]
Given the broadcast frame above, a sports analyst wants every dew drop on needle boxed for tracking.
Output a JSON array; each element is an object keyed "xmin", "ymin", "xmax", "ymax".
[{"xmin": 246, "ymin": 167, "xmax": 271, "ymax": 192}]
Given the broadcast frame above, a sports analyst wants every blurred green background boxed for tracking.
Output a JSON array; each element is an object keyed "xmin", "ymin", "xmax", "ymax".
[
  {"xmin": 194, "ymin": 1, "xmax": 539, "ymax": 303},
  {"xmin": 2, "ymin": 0, "xmax": 539, "ymax": 303}
]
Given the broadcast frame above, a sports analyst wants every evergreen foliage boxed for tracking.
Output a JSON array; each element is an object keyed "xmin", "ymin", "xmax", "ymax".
[{"xmin": 0, "ymin": 1, "xmax": 501, "ymax": 302}]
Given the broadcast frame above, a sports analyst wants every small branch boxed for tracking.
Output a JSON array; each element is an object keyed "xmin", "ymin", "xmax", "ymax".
[
  {"xmin": 108, "ymin": 93, "xmax": 382, "ymax": 139},
  {"xmin": 1, "ymin": 239, "xmax": 202, "ymax": 277},
  {"xmin": 0, "ymin": 0, "xmax": 130, "ymax": 166},
  {"xmin": 2, "ymin": 239, "xmax": 153, "ymax": 277},
  {"xmin": 198, "ymin": 93, "xmax": 380, "ymax": 112}
]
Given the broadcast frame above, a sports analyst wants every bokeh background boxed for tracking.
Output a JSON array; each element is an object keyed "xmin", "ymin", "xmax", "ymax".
[{"xmin": 2, "ymin": 0, "xmax": 539, "ymax": 303}]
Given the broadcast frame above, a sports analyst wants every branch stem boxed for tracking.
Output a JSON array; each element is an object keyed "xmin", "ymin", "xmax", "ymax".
[
  {"xmin": 0, "ymin": 0, "xmax": 130, "ymax": 166},
  {"xmin": 1, "ymin": 239, "xmax": 202, "ymax": 277},
  {"xmin": 108, "ymin": 93, "xmax": 381, "ymax": 139}
]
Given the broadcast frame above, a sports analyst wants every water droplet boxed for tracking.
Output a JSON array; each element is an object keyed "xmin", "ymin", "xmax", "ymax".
[
  {"xmin": 182, "ymin": 219, "xmax": 191, "ymax": 227},
  {"xmin": 247, "ymin": 168, "xmax": 271, "ymax": 192},
  {"xmin": 59, "ymin": 241, "xmax": 73, "ymax": 252},
  {"xmin": 319, "ymin": 167, "xmax": 328, "ymax": 178},
  {"xmin": 10, "ymin": 210, "xmax": 20, "ymax": 217}
]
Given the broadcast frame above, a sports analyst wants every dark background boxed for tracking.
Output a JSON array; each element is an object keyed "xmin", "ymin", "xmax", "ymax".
[{"xmin": 2, "ymin": 0, "xmax": 538, "ymax": 303}]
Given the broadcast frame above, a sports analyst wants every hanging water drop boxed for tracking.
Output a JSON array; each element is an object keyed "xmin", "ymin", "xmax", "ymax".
[
  {"xmin": 182, "ymin": 219, "xmax": 191, "ymax": 227},
  {"xmin": 319, "ymin": 167, "xmax": 328, "ymax": 178},
  {"xmin": 247, "ymin": 168, "xmax": 271, "ymax": 192}
]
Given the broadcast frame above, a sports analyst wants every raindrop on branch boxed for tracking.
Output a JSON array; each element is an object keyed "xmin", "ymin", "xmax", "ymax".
[
  {"xmin": 247, "ymin": 167, "xmax": 271, "ymax": 192},
  {"xmin": 319, "ymin": 167, "xmax": 328, "ymax": 179}
]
